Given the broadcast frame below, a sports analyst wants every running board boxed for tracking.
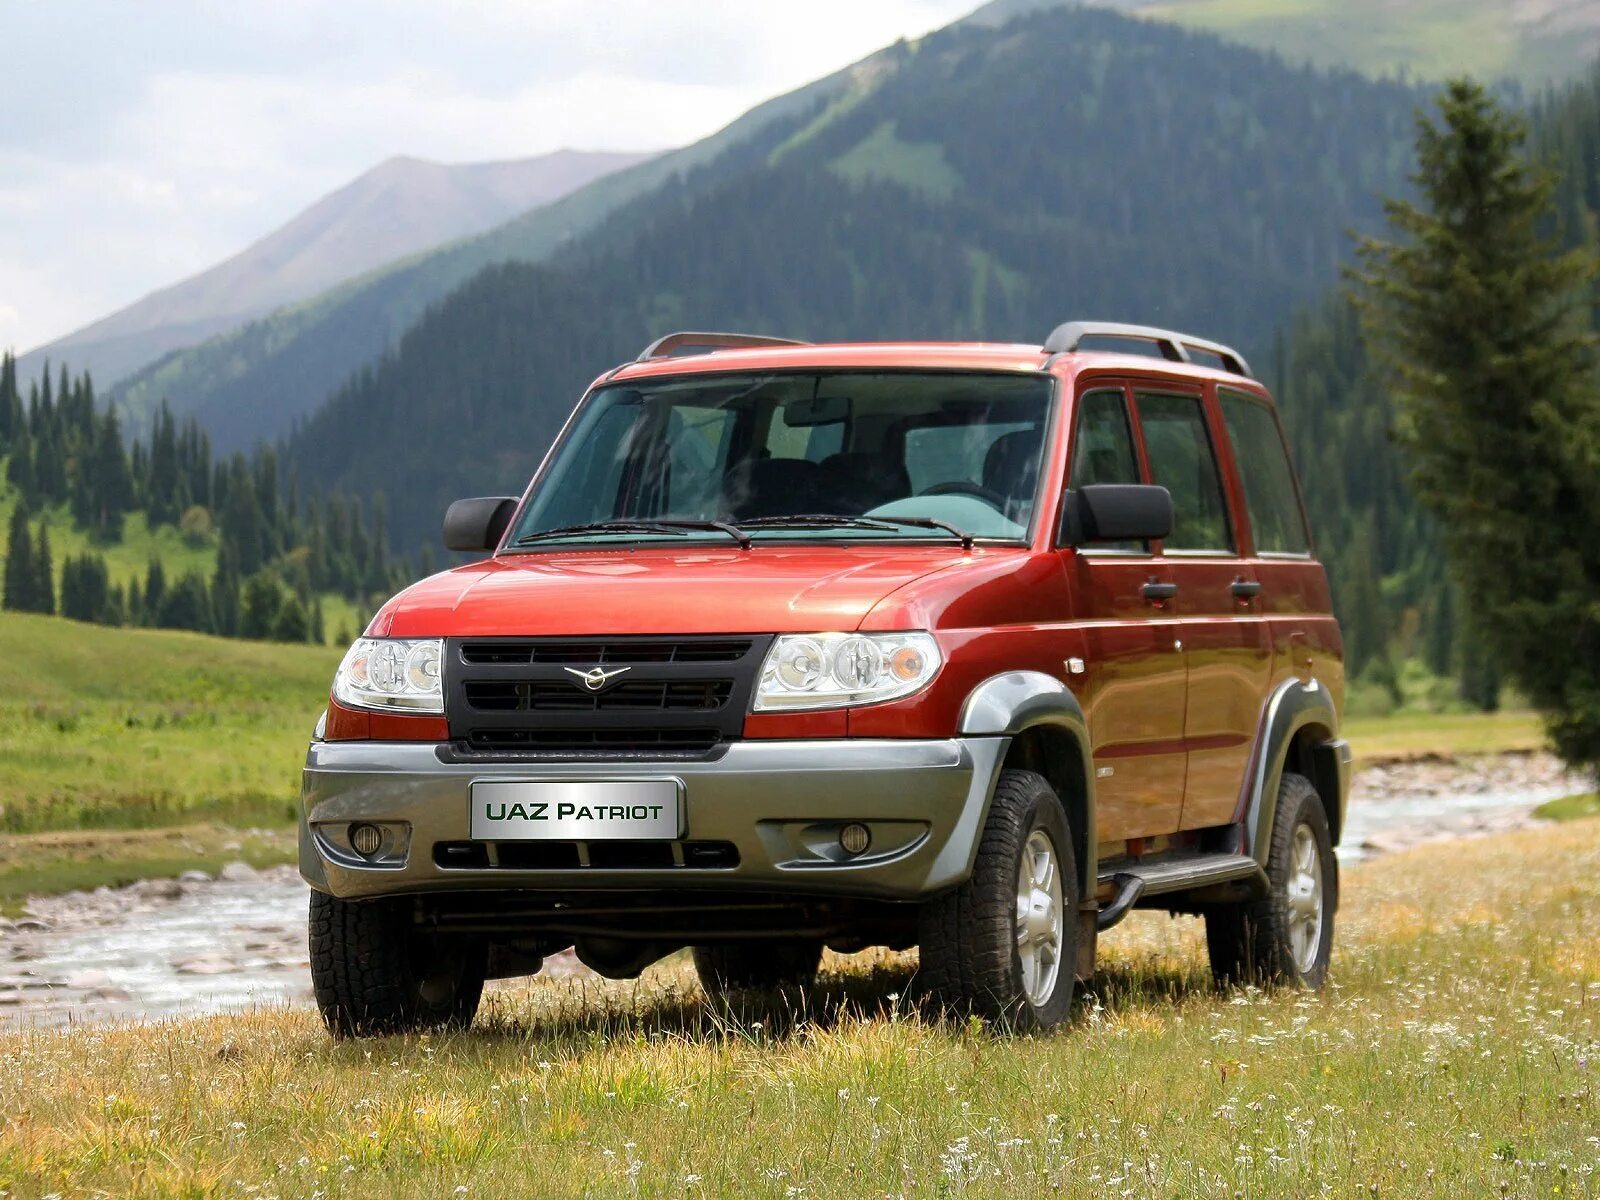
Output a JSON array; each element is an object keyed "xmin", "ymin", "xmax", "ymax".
[{"xmin": 1095, "ymin": 853, "xmax": 1266, "ymax": 931}]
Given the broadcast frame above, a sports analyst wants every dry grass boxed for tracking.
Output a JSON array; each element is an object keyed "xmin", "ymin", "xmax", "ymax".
[{"xmin": 1, "ymin": 820, "xmax": 1596, "ymax": 1198}]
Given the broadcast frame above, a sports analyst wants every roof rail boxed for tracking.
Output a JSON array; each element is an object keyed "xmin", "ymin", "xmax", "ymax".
[
  {"xmin": 637, "ymin": 331, "xmax": 810, "ymax": 362},
  {"xmin": 1042, "ymin": 321, "xmax": 1253, "ymax": 378}
]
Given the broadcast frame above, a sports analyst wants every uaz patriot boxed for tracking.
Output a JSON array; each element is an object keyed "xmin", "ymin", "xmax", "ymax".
[{"xmin": 301, "ymin": 322, "xmax": 1348, "ymax": 1036}]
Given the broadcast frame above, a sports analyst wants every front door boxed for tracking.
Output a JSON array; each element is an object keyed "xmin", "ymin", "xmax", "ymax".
[{"xmin": 1064, "ymin": 384, "xmax": 1187, "ymax": 843}]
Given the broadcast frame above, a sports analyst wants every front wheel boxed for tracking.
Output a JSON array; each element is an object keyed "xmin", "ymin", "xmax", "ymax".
[
  {"xmin": 916, "ymin": 768, "xmax": 1079, "ymax": 1031},
  {"xmin": 309, "ymin": 891, "xmax": 486, "ymax": 1038},
  {"xmin": 1206, "ymin": 772, "xmax": 1337, "ymax": 988}
]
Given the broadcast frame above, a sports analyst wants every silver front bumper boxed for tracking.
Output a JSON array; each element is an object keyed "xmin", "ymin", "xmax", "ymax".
[{"xmin": 300, "ymin": 737, "xmax": 1008, "ymax": 901}]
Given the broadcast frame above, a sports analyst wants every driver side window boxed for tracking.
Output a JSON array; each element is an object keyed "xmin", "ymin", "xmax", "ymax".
[{"xmin": 1069, "ymin": 388, "xmax": 1145, "ymax": 552}]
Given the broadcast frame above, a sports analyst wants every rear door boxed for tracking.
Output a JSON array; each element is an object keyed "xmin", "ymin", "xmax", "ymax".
[
  {"xmin": 1064, "ymin": 383, "xmax": 1186, "ymax": 843},
  {"xmin": 1134, "ymin": 387, "xmax": 1271, "ymax": 832},
  {"xmin": 1215, "ymin": 385, "xmax": 1331, "ymax": 702}
]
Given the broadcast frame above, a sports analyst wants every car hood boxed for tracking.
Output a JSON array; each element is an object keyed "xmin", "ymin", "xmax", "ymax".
[{"xmin": 371, "ymin": 545, "xmax": 999, "ymax": 638}]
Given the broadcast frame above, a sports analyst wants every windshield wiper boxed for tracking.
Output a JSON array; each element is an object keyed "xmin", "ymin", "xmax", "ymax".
[
  {"xmin": 515, "ymin": 519, "xmax": 751, "ymax": 548},
  {"xmin": 868, "ymin": 515, "xmax": 976, "ymax": 550},
  {"xmin": 735, "ymin": 513, "xmax": 975, "ymax": 549}
]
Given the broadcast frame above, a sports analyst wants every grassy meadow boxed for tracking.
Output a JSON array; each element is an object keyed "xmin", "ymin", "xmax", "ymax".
[
  {"xmin": 0, "ymin": 612, "xmax": 338, "ymax": 834},
  {"xmin": 0, "ymin": 817, "xmax": 1595, "ymax": 1197}
]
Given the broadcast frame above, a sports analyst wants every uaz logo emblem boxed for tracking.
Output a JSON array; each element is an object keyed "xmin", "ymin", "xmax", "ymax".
[{"xmin": 564, "ymin": 665, "xmax": 631, "ymax": 692}]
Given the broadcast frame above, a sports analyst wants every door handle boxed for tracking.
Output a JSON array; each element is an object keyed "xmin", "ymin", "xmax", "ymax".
[
  {"xmin": 1141, "ymin": 581, "xmax": 1178, "ymax": 602},
  {"xmin": 1231, "ymin": 579, "xmax": 1262, "ymax": 599}
]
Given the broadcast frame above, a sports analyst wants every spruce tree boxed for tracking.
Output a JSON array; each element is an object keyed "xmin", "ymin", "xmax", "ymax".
[
  {"xmin": 1353, "ymin": 79, "xmax": 1600, "ymax": 769},
  {"xmin": 143, "ymin": 558, "xmax": 167, "ymax": 624},
  {"xmin": 271, "ymin": 593, "xmax": 310, "ymax": 643},
  {"xmin": 33, "ymin": 524, "xmax": 55, "ymax": 615},
  {"xmin": 3, "ymin": 505, "xmax": 34, "ymax": 611},
  {"xmin": 240, "ymin": 571, "xmax": 283, "ymax": 640}
]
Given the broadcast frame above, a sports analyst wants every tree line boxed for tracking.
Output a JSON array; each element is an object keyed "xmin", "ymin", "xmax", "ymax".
[{"xmin": 0, "ymin": 354, "xmax": 407, "ymax": 641}]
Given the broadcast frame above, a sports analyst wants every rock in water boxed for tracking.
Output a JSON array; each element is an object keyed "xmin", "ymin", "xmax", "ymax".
[{"xmin": 218, "ymin": 862, "xmax": 258, "ymax": 882}]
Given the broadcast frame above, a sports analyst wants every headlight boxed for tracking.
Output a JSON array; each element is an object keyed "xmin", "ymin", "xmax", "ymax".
[
  {"xmin": 332, "ymin": 637, "xmax": 444, "ymax": 714},
  {"xmin": 755, "ymin": 631, "xmax": 941, "ymax": 711}
]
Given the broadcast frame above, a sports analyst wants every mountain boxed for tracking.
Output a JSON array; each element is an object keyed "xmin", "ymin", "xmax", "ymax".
[
  {"xmin": 103, "ymin": 58, "xmax": 893, "ymax": 454},
  {"xmin": 280, "ymin": 5, "xmax": 1423, "ymax": 550},
  {"xmin": 19, "ymin": 149, "xmax": 651, "ymax": 394},
  {"xmin": 972, "ymin": 0, "xmax": 1600, "ymax": 85}
]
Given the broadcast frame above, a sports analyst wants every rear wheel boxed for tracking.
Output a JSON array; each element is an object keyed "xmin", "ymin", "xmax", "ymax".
[
  {"xmin": 309, "ymin": 891, "xmax": 486, "ymax": 1038},
  {"xmin": 692, "ymin": 940, "xmax": 824, "ymax": 998},
  {"xmin": 1206, "ymin": 772, "xmax": 1336, "ymax": 988},
  {"xmin": 916, "ymin": 768, "xmax": 1078, "ymax": 1031}
]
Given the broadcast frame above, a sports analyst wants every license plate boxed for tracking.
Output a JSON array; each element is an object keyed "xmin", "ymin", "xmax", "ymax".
[{"xmin": 469, "ymin": 780, "xmax": 683, "ymax": 840}]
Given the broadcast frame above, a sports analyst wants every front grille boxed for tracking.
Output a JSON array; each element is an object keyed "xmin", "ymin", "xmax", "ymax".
[{"xmin": 445, "ymin": 636, "xmax": 771, "ymax": 761}]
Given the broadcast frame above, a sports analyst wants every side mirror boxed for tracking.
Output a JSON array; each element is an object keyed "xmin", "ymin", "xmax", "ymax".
[
  {"xmin": 1060, "ymin": 484, "xmax": 1173, "ymax": 546},
  {"xmin": 443, "ymin": 497, "xmax": 518, "ymax": 552}
]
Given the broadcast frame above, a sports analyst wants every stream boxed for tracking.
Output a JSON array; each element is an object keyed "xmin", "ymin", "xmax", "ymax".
[{"xmin": 0, "ymin": 751, "xmax": 1588, "ymax": 1029}]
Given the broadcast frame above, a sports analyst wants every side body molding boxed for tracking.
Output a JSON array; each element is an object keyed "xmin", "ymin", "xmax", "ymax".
[
  {"xmin": 959, "ymin": 671, "xmax": 1098, "ymax": 892},
  {"xmin": 1240, "ymin": 677, "xmax": 1351, "ymax": 867}
]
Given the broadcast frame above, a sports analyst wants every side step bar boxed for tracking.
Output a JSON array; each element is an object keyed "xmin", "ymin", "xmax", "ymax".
[{"xmin": 1095, "ymin": 853, "xmax": 1266, "ymax": 932}]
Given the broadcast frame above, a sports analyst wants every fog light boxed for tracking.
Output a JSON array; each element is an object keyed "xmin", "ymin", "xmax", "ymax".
[
  {"xmin": 349, "ymin": 822, "xmax": 384, "ymax": 857},
  {"xmin": 839, "ymin": 823, "xmax": 871, "ymax": 856}
]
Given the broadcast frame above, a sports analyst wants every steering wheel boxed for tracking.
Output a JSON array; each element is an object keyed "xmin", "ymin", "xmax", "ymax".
[{"xmin": 920, "ymin": 480, "xmax": 1010, "ymax": 510}]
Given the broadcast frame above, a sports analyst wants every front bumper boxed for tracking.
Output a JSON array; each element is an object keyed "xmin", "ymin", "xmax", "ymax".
[{"xmin": 300, "ymin": 737, "xmax": 1008, "ymax": 901}]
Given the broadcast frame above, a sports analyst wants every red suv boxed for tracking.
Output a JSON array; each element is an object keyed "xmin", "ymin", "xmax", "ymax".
[{"xmin": 301, "ymin": 322, "xmax": 1349, "ymax": 1036}]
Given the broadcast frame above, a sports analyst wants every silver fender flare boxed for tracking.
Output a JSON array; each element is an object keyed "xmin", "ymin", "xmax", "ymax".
[
  {"xmin": 1242, "ymin": 678, "xmax": 1350, "ymax": 866},
  {"xmin": 958, "ymin": 671, "xmax": 1097, "ymax": 892}
]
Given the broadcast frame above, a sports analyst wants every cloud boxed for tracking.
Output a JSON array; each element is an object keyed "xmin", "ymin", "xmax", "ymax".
[{"xmin": 1, "ymin": 0, "xmax": 979, "ymax": 353}]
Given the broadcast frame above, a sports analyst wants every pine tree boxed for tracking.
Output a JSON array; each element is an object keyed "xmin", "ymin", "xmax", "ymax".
[
  {"xmin": 240, "ymin": 571, "xmax": 283, "ymax": 640},
  {"xmin": 6, "ymin": 423, "xmax": 34, "ymax": 498},
  {"xmin": 143, "ymin": 558, "xmax": 167, "ymax": 624},
  {"xmin": 3, "ymin": 505, "xmax": 34, "ymax": 611},
  {"xmin": 157, "ymin": 572, "xmax": 212, "ymax": 633},
  {"xmin": 1353, "ymin": 79, "xmax": 1600, "ymax": 768},
  {"xmin": 271, "ymin": 592, "xmax": 310, "ymax": 643},
  {"xmin": 211, "ymin": 543, "xmax": 242, "ymax": 637},
  {"xmin": 33, "ymin": 524, "xmax": 55, "ymax": 615}
]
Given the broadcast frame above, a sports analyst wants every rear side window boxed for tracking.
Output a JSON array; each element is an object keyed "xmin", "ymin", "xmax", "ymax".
[
  {"xmin": 1219, "ymin": 389, "xmax": 1310, "ymax": 555},
  {"xmin": 1136, "ymin": 393, "xmax": 1233, "ymax": 553}
]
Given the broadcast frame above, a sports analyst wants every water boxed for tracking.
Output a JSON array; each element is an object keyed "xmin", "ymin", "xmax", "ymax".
[{"xmin": 1, "ymin": 755, "xmax": 1585, "ymax": 1028}]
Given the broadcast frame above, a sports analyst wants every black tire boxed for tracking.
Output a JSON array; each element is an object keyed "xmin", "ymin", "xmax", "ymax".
[
  {"xmin": 916, "ymin": 768, "xmax": 1079, "ymax": 1031},
  {"xmin": 692, "ymin": 939, "xmax": 824, "ymax": 997},
  {"xmin": 1206, "ymin": 772, "xmax": 1337, "ymax": 989},
  {"xmin": 309, "ymin": 891, "xmax": 486, "ymax": 1038}
]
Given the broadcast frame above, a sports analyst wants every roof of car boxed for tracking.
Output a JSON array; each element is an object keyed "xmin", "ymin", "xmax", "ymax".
[{"xmin": 599, "ymin": 340, "xmax": 1268, "ymax": 391}]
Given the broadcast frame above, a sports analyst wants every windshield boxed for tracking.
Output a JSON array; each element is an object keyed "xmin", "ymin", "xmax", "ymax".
[{"xmin": 507, "ymin": 371, "xmax": 1054, "ymax": 547}]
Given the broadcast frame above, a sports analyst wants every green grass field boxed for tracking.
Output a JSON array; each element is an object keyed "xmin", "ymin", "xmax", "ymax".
[
  {"xmin": 1, "ymin": 817, "xmax": 1595, "ymax": 1197},
  {"xmin": 0, "ymin": 612, "xmax": 338, "ymax": 833},
  {"xmin": 1537, "ymin": 792, "xmax": 1600, "ymax": 823}
]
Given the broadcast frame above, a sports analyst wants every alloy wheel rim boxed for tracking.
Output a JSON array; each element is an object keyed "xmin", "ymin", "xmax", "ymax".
[
  {"xmin": 1287, "ymin": 823, "xmax": 1325, "ymax": 974},
  {"xmin": 1015, "ymin": 829, "xmax": 1064, "ymax": 1006}
]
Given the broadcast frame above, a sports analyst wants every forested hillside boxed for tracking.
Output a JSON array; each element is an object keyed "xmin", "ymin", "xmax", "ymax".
[
  {"xmin": 283, "ymin": 6, "xmax": 1421, "ymax": 551},
  {"xmin": 0, "ymin": 354, "xmax": 403, "ymax": 644}
]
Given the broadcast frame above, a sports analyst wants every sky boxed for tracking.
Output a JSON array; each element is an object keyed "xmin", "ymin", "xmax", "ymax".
[{"xmin": 0, "ymin": 0, "xmax": 983, "ymax": 354}]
